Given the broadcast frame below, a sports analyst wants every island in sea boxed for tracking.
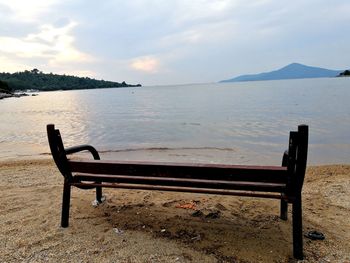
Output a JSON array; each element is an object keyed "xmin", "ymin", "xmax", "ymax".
[
  {"xmin": 220, "ymin": 63, "xmax": 344, "ymax": 82},
  {"xmin": 337, "ymin": 70, "xmax": 350, "ymax": 77},
  {"xmin": 0, "ymin": 69, "xmax": 141, "ymax": 99}
]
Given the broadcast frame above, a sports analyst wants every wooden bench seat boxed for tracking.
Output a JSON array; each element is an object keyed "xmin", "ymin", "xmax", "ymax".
[{"xmin": 47, "ymin": 124, "xmax": 308, "ymax": 259}]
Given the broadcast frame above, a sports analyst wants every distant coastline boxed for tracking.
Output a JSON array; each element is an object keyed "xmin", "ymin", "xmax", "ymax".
[{"xmin": 0, "ymin": 69, "xmax": 141, "ymax": 95}]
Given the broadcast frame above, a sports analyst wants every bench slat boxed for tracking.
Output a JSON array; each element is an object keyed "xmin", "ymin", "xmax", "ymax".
[
  {"xmin": 71, "ymin": 181, "xmax": 283, "ymax": 199},
  {"xmin": 74, "ymin": 173, "xmax": 286, "ymax": 192},
  {"xmin": 69, "ymin": 160, "xmax": 288, "ymax": 183}
]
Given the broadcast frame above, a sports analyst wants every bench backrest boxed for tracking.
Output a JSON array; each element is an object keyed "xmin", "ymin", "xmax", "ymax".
[
  {"xmin": 47, "ymin": 124, "xmax": 72, "ymax": 181},
  {"xmin": 286, "ymin": 125, "xmax": 308, "ymax": 195}
]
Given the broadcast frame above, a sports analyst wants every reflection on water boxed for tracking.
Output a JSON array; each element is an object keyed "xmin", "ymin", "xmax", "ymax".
[{"xmin": 0, "ymin": 78, "xmax": 350, "ymax": 164}]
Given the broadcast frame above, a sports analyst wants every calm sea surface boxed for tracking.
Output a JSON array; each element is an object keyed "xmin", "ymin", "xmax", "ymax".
[{"xmin": 1, "ymin": 78, "xmax": 349, "ymax": 165}]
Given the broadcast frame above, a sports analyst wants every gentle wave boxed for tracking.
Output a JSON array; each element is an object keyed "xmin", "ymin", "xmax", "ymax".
[
  {"xmin": 39, "ymin": 146, "xmax": 236, "ymax": 156},
  {"xmin": 98, "ymin": 146, "xmax": 236, "ymax": 153}
]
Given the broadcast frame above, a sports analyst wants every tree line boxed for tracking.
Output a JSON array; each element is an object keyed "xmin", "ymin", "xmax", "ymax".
[
  {"xmin": 0, "ymin": 79, "xmax": 12, "ymax": 94},
  {"xmin": 0, "ymin": 69, "xmax": 141, "ymax": 93},
  {"xmin": 337, "ymin": 70, "xmax": 350, "ymax": 77}
]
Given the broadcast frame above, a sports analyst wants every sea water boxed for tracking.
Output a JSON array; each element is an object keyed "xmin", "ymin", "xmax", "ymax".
[{"xmin": 0, "ymin": 78, "xmax": 349, "ymax": 164}]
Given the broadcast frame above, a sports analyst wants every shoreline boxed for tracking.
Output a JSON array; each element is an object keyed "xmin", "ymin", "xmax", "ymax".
[
  {"xmin": 1, "ymin": 138, "xmax": 349, "ymax": 166},
  {"xmin": 1, "ymin": 158, "xmax": 349, "ymax": 262},
  {"xmin": 2, "ymin": 155, "xmax": 350, "ymax": 167},
  {"xmin": 0, "ymin": 92, "xmax": 37, "ymax": 100}
]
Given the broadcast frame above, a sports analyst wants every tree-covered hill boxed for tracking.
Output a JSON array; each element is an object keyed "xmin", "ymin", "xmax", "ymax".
[
  {"xmin": 0, "ymin": 69, "xmax": 141, "ymax": 92},
  {"xmin": 337, "ymin": 70, "xmax": 350, "ymax": 77},
  {"xmin": 0, "ymin": 80, "xmax": 11, "ymax": 94}
]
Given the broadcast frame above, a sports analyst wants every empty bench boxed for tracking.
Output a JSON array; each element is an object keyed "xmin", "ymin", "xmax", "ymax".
[{"xmin": 47, "ymin": 124, "xmax": 308, "ymax": 259}]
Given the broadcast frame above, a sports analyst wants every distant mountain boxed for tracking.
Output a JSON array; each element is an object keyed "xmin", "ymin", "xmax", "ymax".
[{"xmin": 220, "ymin": 63, "xmax": 343, "ymax": 83}]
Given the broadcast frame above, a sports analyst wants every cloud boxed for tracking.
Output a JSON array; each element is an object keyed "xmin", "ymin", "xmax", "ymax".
[
  {"xmin": 0, "ymin": 0, "xmax": 58, "ymax": 22},
  {"xmin": 0, "ymin": 21, "xmax": 95, "ymax": 73},
  {"xmin": 165, "ymin": 0, "xmax": 235, "ymax": 27},
  {"xmin": 130, "ymin": 57, "xmax": 160, "ymax": 73},
  {"xmin": 159, "ymin": 19, "xmax": 237, "ymax": 49},
  {"xmin": 66, "ymin": 69, "xmax": 97, "ymax": 78},
  {"xmin": 0, "ymin": 55, "xmax": 33, "ymax": 72},
  {"xmin": 1, "ymin": 0, "xmax": 350, "ymax": 84}
]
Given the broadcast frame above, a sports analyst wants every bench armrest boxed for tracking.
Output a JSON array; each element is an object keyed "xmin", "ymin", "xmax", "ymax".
[
  {"xmin": 65, "ymin": 145, "xmax": 100, "ymax": 160},
  {"xmin": 282, "ymin": 150, "xmax": 288, "ymax": 167}
]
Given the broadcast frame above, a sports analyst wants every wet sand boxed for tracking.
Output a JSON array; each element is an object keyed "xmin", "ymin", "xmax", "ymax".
[{"xmin": 1, "ymin": 159, "xmax": 349, "ymax": 262}]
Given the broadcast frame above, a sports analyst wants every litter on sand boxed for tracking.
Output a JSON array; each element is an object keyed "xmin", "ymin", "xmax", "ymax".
[
  {"xmin": 113, "ymin": 228, "xmax": 124, "ymax": 235},
  {"xmin": 175, "ymin": 201, "xmax": 197, "ymax": 210},
  {"xmin": 305, "ymin": 231, "xmax": 325, "ymax": 240}
]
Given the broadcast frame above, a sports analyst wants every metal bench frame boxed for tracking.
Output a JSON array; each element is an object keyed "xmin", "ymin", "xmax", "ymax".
[{"xmin": 47, "ymin": 124, "xmax": 308, "ymax": 259}]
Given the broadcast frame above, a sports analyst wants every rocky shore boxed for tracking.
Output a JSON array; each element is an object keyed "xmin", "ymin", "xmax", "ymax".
[{"xmin": 0, "ymin": 92, "xmax": 37, "ymax": 100}]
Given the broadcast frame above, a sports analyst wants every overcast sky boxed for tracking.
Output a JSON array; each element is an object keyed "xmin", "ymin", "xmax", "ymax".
[{"xmin": 0, "ymin": 0, "xmax": 349, "ymax": 85}]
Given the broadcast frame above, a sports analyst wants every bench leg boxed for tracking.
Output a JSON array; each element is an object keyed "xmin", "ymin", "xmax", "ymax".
[
  {"xmin": 292, "ymin": 194, "xmax": 303, "ymax": 260},
  {"xmin": 96, "ymin": 185, "xmax": 103, "ymax": 203},
  {"xmin": 280, "ymin": 198, "xmax": 288, "ymax": 220},
  {"xmin": 61, "ymin": 180, "xmax": 71, "ymax": 228},
  {"xmin": 91, "ymin": 183, "xmax": 106, "ymax": 207}
]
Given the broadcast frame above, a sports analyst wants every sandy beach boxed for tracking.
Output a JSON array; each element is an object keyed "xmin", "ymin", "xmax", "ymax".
[{"xmin": 1, "ymin": 159, "xmax": 349, "ymax": 262}]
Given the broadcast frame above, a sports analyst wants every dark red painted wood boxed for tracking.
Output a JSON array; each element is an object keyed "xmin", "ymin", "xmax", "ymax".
[
  {"xmin": 69, "ymin": 160, "xmax": 288, "ymax": 183},
  {"xmin": 73, "ymin": 173, "xmax": 286, "ymax": 192},
  {"xmin": 71, "ymin": 182, "xmax": 282, "ymax": 199}
]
